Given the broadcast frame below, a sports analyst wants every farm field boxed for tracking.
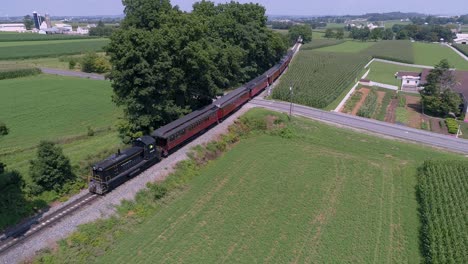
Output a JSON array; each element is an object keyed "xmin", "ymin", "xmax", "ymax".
[
  {"xmin": 272, "ymin": 50, "xmax": 370, "ymax": 109},
  {"xmin": 417, "ymin": 160, "xmax": 468, "ymax": 263},
  {"xmin": 0, "ymin": 32, "xmax": 95, "ymax": 42},
  {"xmin": 384, "ymin": 20, "xmax": 411, "ymax": 28},
  {"xmin": 363, "ymin": 40, "xmax": 414, "ymax": 64},
  {"xmin": 315, "ymin": 41, "xmax": 375, "ymax": 53},
  {"xmin": 39, "ymin": 109, "xmax": 464, "ymax": 263},
  {"xmin": 412, "ymin": 42, "xmax": 468, "ymax": 70},
  {"xmin": 0, "ymin": 75, "xmax": 120, "ymax": 159},
  {"xmin": 366, "ymin": 61, "xmax": 423, "ymax": 85},
  {"xmin": 301, "ymin": 39, "xmax": 345, "ymax": 50},
  {"xmin": 453, "ymin": 44, "xmax": 468, "ymax": 56},
  {"xmin": 0, "ymin": 38, "xmax": 109, "ymax": 60}
]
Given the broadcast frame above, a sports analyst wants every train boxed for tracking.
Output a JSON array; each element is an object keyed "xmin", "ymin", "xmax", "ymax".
[{"xmin": 88, "ymin": 40, "xmax": 301, "ymax": 195}]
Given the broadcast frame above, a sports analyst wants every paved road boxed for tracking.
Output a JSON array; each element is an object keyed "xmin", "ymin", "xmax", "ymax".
[
  {"xmin": 40, "ymin": 67, "xmax": 106, "ymax": 80},
  {"xmin": 250, "ymin": 98, "xmax": 468, "ymax": 154}
]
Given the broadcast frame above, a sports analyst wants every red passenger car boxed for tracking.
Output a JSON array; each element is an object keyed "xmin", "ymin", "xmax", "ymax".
[
  {"xmin": 214, "ymin": 86, "xmax": 250, "ymax": 120},
  {"xmin": 152, "ymin": 105, "xmax": 218, "ymax": 156}
]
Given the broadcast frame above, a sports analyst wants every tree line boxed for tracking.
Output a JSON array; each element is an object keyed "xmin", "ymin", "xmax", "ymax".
[{"xmin": 107, "ymin": 0, "xmax": 288, "ymax": 139}]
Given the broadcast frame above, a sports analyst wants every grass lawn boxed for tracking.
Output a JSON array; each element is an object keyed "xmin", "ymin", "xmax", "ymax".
[
  {"xmin": 271, "ymin": 29, "xmax": 289, "ymax": 36},
  {"xmin": 413, "ymin": 42, "xmax": 468, "ymax": 70},
  {"xmin": 0, "ymin": 74, "xmax": 120, "ymax": 159},
  {"xmin": 49, "ymin": 108, "xmax": 464, "ymax": 263},
  {"xmin": 367, "ymin": 61, "xmax": 423, "ymax": 85},
  {"xmin": 395, "ymin": 107, "xmax": 409, "ymax": 124},
  {"xmin": 325, "ymin": 23, "xmax": 346, "ymax": 29},
  {"xmin": 315, "ymin": 41, "xmax": 375, "ymax": 53}
]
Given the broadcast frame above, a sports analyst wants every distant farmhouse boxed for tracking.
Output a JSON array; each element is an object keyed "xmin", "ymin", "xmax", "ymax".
[
  {"xmin": 454, "ymin": 33, "xmax": 468, "ymax": 45},
  {"xmin": 396, "ymin": 69, "xmax": 468, "ymax": 121}
]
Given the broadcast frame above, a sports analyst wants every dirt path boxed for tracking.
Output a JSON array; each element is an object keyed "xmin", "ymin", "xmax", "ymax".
[
  {"xmin": 351, "ymin": 88, "xmax": 370, "ymax": 115},
  {"xmin": 385, "ymin": 99, "xmax": 398, "ymax": 123}
]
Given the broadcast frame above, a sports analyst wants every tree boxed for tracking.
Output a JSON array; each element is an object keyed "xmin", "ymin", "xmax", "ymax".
[
  {"xmin": 107, "ymin": 0, "xmax": 287, "ymax": 136},
  {"xmin": 335, "ymin": 28, "xmax": 344, "ymax": 39},
  {"xmin": 23, "ymin": 15, "xmax": 34, "ymax": 30},
  {"xmin": 382, "ymin": 28, "xmax": 394, "ymax": 40},
  {"xmin": 420, "ymin": 59, "xmax": 462, "ymax": 116},
  {"xmin": 29, "ymin": 141, "xmax": 74, "ymax": 194},
  {"xmin": 0, "ymin": 122, "xmax": 8, "ymax": 136},
  {"xmin": 288, "ymin": 24, "xmax": 312, "ymax": 43},
  {"xmin": 370, "ymin": 28, "xmax": 383, "ymax": 41},
  {"xmin": 324, "ymin": 28, "xmax": 335, "ymax": 39}
]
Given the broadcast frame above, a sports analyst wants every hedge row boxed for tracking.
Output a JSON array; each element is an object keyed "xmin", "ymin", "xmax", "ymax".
[{"xmin": 0, "ymin": 68, "xmax": 41, "ymax": 80}]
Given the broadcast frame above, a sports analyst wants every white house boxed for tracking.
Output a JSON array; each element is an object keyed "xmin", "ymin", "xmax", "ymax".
[
  {"xmin": 76, "ymin": 27, "xmax": 89, "ymax": 35},
  {"xmin": 0, "ymin": 23, "xmax": 26, "ymax": 32},
  {"xmin": 454, "ymin": 33, "xmax": 468, "ymax": 45},
  {"xmin": 396, "ymin": 71, "xmax": 422, "ymax": 93}
]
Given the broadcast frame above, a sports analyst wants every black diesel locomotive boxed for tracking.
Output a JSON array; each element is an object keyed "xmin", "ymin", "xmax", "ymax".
[{"xmin": 89, "ymin": 41, "xmax": 301, "ymax": 195}]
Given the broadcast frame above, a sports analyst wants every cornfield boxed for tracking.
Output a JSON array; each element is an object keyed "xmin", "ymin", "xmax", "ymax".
[
  {"xmin": 301, "ymin": 39, "xmax": 345, "ymax": 50},
  {"xmin": 453, "ymin": 44, "xmax": 468, "ymax": 57},
  {"xmin": 273, "ymin": 50, "xmax": 370, "ymax": 109},
  {"xmin": 362, "ymin": 40, "xmax": 414, "ymax": 64},
  {"xmin": 417, "ymin": 160, "xmax": 468, "ymax": 264}
]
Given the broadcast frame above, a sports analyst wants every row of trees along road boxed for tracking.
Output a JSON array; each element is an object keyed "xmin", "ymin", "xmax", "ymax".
[{"xmin": 107, "ymin": 0, "xmax": 288, "ymax": 140}]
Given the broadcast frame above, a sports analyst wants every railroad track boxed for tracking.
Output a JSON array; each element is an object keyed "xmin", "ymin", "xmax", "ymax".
[{"xmin": 0, "ymin": 193, "xmax": 98, "ymax": 255}]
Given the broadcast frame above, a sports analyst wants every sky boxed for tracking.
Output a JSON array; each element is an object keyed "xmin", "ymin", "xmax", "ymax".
[{"xmin": 0, "ymin": 0, "xmax": 467, "ymax": 17}]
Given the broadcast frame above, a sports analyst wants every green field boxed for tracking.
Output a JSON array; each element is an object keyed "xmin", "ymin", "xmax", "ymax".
[
  {"xmin": 417, "ymin": 161, "xmax": 468, "ymax": 263},
  {"xmin": 367, "ymin": 61, "xmax": 423, "ymax": 85},
  {"xmin": 315, "ymin": 41, "xmax": 375, "ymax": 53},
  {"xmin": 272, "ymin": 50, "xmax": 370, "ymax": 108},
  {"xmin": 0, "ymin": 75, "xmax": 120, "ymax": 165},
  {"xmin": 384, "ymin": 20, "xmax": 411, "ymax": 28},
  {"xmin": 363, "ymin": 40, "xmax": 414, "ymax": 64},
  {"xmin": 0, "ymin": 39, "xmax": 109, "ymax": 60},
  {"xmin": 37, "ymin": 109, "xmax": 463, "ymax": 263},
  {"xmin": 413, "ymin": 42, "xmax": 468, "ymax": 70},
  {"xmin": 0, "ymin": 32, "xmax": 95, "ymax": 42},
  {"xmin": 325, "ymin": 23, "xmax": 346, "ymax": 29},
  {"xmin": 301, "ymin": 39, "xmax": 345, "ymax": 50}
]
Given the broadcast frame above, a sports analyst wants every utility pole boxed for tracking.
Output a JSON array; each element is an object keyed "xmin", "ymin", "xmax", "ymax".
[{"xmin": 289, "ymin": 84, "xmax": 294, "ymax": 119}]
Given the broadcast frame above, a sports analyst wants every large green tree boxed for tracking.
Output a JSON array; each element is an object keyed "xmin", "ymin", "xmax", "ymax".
[
  {"xmin": 29, "ymin": 141, "xmax": 74, "ymax": 194},
  {"xmin": 420, "ymin": 59, "xmax": 462, "ymax": 116},
  {"xmin": 23, "ymin": 15, "xmax": 34, "ymax": 30},
  {"xmin": 288, "ymin": 24, "xmax": 312, "ymax": 43},
  {"xmin": 107, "ymin": 0, "xmax": 287, "ymax": 136}
]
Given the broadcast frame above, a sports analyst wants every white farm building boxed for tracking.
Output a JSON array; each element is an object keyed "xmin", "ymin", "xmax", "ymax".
[{"xmin": 0, "ymin": 23, "xmax": 26, "ymax": 32}]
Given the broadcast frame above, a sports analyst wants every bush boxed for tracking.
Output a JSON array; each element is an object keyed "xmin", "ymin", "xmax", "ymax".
[
  {"xmin": 29, "ymin": 141, "xmax": 75, "ymax": 194},
  {"xmin": 0, "ymin": 121, "xmax": 8, "ymax": 136},
  {"xmin": 81, "ymin": 52, "xmax": 110, "ymax": 73},
  {"xmin": 68, "ymin": 59, "xmax": 77, "ymax": 69},
  {"xmin": 87, "ymin": 126, "xmax": 95, "ymax": 137},
  {"xmin": 445, "ymin": 118, "xmax": 458, "ymax": 134}
]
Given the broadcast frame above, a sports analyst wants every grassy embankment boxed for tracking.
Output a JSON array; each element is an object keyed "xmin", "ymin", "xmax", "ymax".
[{"xmin": 34, "ymin": 108, "xmax": 463, "ymax": 263}]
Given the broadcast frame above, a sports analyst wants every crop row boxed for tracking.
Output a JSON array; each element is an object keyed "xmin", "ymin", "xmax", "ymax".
[
  {"xmin": 357, "ymin": 89, "xmax": 378, "ymax": 118},
  {"xmin": 300, "ymin": 39, "xmax": 345, "ymax": 51},
  {"xmin": 0, "ymin": 32, "xmax": 96, "ymax": 42},
  {"xmin": 417, "ymin": 160, "xmax": 468, "ymax": 264},
  {"xmin": 452, "ymin": 44, "xmax": 468, "ymax": 57},
  {"xmin": 362, "ymin": 40, "xmax": 414, "ymax": 64},
  {"xmin": 0, "ymin": 66, "xmax": 41, "ymax": 80},
  {"xmin": 0, "ymin": 39, "xmax": 109, "ymax": 60},
  {"xmin": 272, "ymin": 50, "xmax": 370, "ymax": 108}
]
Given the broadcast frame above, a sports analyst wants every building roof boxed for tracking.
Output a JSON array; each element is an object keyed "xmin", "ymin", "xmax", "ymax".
[
  {"xmin": 421, "ymin": 68, "xmax": 468, "ymax": 99},
  {"xmin": 396, "ymin": 71, "xmax": 420, "ymax": 78}
]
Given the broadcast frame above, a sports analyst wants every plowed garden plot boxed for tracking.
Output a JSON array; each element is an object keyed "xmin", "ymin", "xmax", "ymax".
[
  {"xmin": 350, "ymin": 88, "xmax": 370, "ymax": 115},
  {"xmin": 36, "ymin": 109, "xmax": 464, "ymax": 263},
  {"xmin": 385, "ymin": 99, "xmax": 398, "ymax": 123}
]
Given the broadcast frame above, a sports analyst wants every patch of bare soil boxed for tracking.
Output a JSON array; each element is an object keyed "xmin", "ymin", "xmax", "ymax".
[
  {"xmin": 405, "ymin": 95, "xmax": 422, "ymax": 129},
  {"xmin": 385, "ymin": 99, "xmax": 398, "ymax": 123},
  {"xmin": 430, "ymin": 118, "xmax": 449, "ymax": 134},
  {"xmin": 351, "ymin": 87, "xmax": 370, "ymax": 115}
]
